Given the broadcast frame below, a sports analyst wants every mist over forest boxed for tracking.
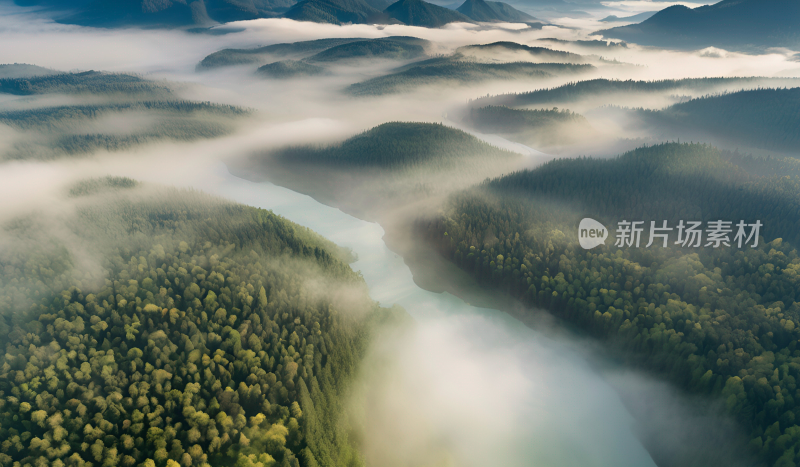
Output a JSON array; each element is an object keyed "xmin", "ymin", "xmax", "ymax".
[{"xmin": 2, "ymin": 1, "xmax": 800, "ymax": 467}]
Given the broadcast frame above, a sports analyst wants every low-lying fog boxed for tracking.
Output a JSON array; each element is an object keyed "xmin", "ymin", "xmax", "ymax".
[{"xmin": 1, "ymin": 4, "xmax": 794, "ymax": 466}]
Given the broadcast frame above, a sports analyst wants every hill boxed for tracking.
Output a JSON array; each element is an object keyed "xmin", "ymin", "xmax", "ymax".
[
  {"xmin": 384, "ymin": 0, "xmax": 473, "ymax": 27},
  {"xmin": 463, "ymin": 105, "xmax": 595, "ymax": 148},
  {"xmin": 0, "ymin": 180, "xmax": 397, "ymax": 467},
  {"xmin": 283, "ymin": 0, "xmax": 384, "ymax": 24},
  {"xmin": 599, "ymin": 11, "xmax": 655, "ymax": 23},
  {"xmin": 233, "ymin": 122, "xmax": 524, "ymax": 218},
  {"xmin": 256, "ymin": 60, "xmax": 326, "ymax": 78},
  {"xmin": 420, "ymin": 141, "xmax": 800, "ymax": 467},
  {"xmin": 634, "ymin": 87, "xmax": 800, "ymax": 155},
  {"xmin": 0, "ymin": 63, "xmax": 60, "ymax": 79},
  {"xmin": 197, "ymin": 38, "xmax": 365, "ymax": 70},
  {"xmin": 455, "ymin": 42, "xmax": 586, "ymax": 63},
  {"xmin": 456, "ymin": 0, "xmax": 534, "ymax": 22},
  {"xmin": 0, "ymin": 101, "xmax": 248, "ymax": 160},
  {"xmin": 471, "ymin": 77, "xmax": 800, "ymax": 108},
  {"xmin": 49, "ymin": 0, "xmax": 295, "ymax": 27},
  {"xmin": 346, "ymin": 61, "xmax": 592, "ymax": 96},
  {"xmin": 0, "ymin": 70, "xmax": 172, "ymax": 96},
  {"xmin": 597, "ymin": 0, "xmax": 800, "ymax": 50},
  {"xmin": 304, "ymin": 36, "xmax": 428, "ymax": 62}
]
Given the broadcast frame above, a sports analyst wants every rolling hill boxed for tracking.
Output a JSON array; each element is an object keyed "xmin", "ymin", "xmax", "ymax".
[
  {"xmin": 455, "ymin": 0, "xmax": 535, "ymax": 22},
  {"xmin": 197, "ymin": 38, "xmax": 366, "ymax": 70},
  {"xmin": 304, "ymin": 36, "xmax": 428, "ymax": 62},
  {"xmin": 283, "ymin": 0, "xmax": 384, "ymax": 25},
  {"xmin": 256, "ymin": 60, "xmax": 327, "ymax": 78},
  {"xmin": 597, "ymin": 0, "xmax": 800, "ymax": 50},
  {"xmin": 384, "ymin": 0, "xmax": 473, "ymax": 27},
  {"xmin": 347, "ymin": 61, "xmax": 592, "ymax": 95}
]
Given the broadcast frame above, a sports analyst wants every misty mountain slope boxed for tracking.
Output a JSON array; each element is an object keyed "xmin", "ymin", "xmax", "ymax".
[
  {"xmin": 197, "ymin": 38, "xmax": 367, "ymax": 70},
  {"xmin": 455, "ymin": 42, "xmax": 587, "ymax": 63},
  {"xmin": 38, "ymin": 0, "xmax": 293, "ymax": 27},
  {"xmin": 539, "ymin": 38, "xmax": 628, "ymax": 50},
  {"xmin": 0, "ymin": 101, "xmax": 249, "ymax": 160},
  {"xmin": 455, "ymin": 0, "xmax": 534, "ymax": 22},
  {"xmin": 632, "ymin": 88, "xmax": 800, "ymax": 155},
  {"xmin": 233, "ymin": 122, "xmax": 526, "ymax": 218},
  {"xmin": 597, "ymin": 0, "xmax": 800, "ymax": 50},
  {"xmin": 421, "ymin": 141, "xmax": 800, "ymax": 467},
  {"xmin": 384, "ymin": 0, "xmax": 473, "ymax": 27},
  {"xmin": 472, "ymin": 77, "xmax": 800, "ymax": 109},
  {"xmin": 484, "ymin": 1, "xmax": 536, "ymax": 22},
  {"xmin": 304, "ymin": 37, "xmax": 429, "ymax": 62},
  {"xmin": 599, "ymin": 11, "xmax": 655, "ymax": 24},
  {"xmin": 256, "ymin": 60, "xmax": 327, "ymax": 78},
  {"xmin": 0, "ymin": 70, "xmax": 172, "ymax": 96},
  {"xmin": 0, "ymin": 63, "xmax": 60, "ymax": 79},
  {"xmin": 463, "ymin": 105, "xmax": 596, "ymax": 149},
  {"xmin": 0, "ymin": 179, "xmax": 400, "ymax": 467},
  {"xmin": 346, "ymin": 61, "xmax": 593, "ymax": 96},
  {"xmin": 283, "ymin": 0, "xmax": 384, "ymax": 24}
]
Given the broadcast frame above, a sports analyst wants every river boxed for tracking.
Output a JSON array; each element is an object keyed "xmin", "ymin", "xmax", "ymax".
[{"xmin": 207, "ymin": 162, "xmax": 658, "ymax": 467}]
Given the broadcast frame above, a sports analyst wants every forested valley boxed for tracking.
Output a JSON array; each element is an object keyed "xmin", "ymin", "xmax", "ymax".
[{"xmin": 420, "ymin": 142, "xmax": 800, "ymax": 467}]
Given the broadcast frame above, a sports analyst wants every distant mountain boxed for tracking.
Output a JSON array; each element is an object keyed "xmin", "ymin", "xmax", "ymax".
[
  {"xmin": 385, "ymin": 0, "xmax": 472, "ymax": 27},
  {"xmin": 364, "ymin": 0, "xmax": 389, "ymax": 9},
  {"xmin": 283, "ymin": 0, "xmax": 384, "ymax": 24},
  {"xmin": 40, "ymin": 0, "xmax": 293, "ymax": 27},
  {"xmin": 455, "ymin": 0, "xmax": 534, "ymax": 22},
  {"xmin": 599, "ymin": 11, "xmax": 655, "ymax": 23},
  {"xmin": 597, "ymin": 0, "xmax": 800, "ymax": 50},
  {"xmin": 485, "ymin": 1, "xmax": 535, "ymax": 22}
]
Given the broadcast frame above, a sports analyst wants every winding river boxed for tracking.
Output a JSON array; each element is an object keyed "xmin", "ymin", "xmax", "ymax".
[{"xmin": 208, "ymin": 162, "xmax": 658, "ymax": 467}]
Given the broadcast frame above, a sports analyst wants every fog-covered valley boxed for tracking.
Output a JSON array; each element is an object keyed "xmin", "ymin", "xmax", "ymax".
[{"xmin": 2, "ymin": 2, "xmax": 800, "ymax": 467}]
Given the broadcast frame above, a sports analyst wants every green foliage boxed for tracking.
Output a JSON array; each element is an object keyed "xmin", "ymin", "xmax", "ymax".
[
  {"xmin": 256, "ymin": 61, "xmax": 327, "ymax": 79},
  {"xmin": 464, "ymin": 105, "xmax": 592, "ymax": 146},
  {"xmin": 346, "ymin": 61, "xmax": 593, "ymax": 96},
  {"xmin": 0, "ymin": 71, "xmax": 171, "ymax": 96},
  {"xmin": 422, "ymin": 142, "xmax": 800, "ymax": 467},
  {"xmin": 455, "ymin": 42, "xmax": 582, "ymax": 62},
  {"xmin": 283, "ymin": 0, "xmax": 382, "ymax": 25},
  {"xmin": 0, "ymin": 101, "xmax": 248, "ymax": 161},
  {"xmin": 473, "ymin": 77, "xmax": 800, "ymax": 108},
  {"xmin": 0, "ymin": 185, "xmax": 387, "ymax": 467},
  {"xmin": 269, "ymin": 122, "xmax": 515, "ymax": 171},
  {"xmin": 304, "ymin": 37, "xmax": 427, "ymax": 63},
  {"xmin": 68, "ymin": 176, "xmax": 140, "ymax": 197},
  {"xmin": 637, "ymin": 88, "xmax": 800, "ymax": 153},
  {"xmin": 197, "ymin": 39, "xmax": 366, "ymax": 70}
]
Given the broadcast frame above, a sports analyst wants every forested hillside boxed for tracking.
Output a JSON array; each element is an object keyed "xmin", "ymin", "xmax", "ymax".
[
  {"xmin": 0, "ymin": 179, "xmax": 398, "ymax": 467},
  {"xmin": 635, "ymin": 88, "xmax": 800, "ymax": 154},
  {"xmin": 472, "ymin": 77, "xmax": 800, "ymax": 108},
  {"xmin": 421, "ymin": 142, "xmax": 800, "ymax": 467},
  {"xmin": 346, "ymin": 61, "xmax": 592, "ymax": 96},
  {"xmin": 454, "ymin": 42, "xmax": 586, "ymax": 63},
  {"xmin": 0, "ymin": 101, "xmax": 248, "ymax": 160},
  {"xmin": 463, "ymin": 105, "xmax": 594, "ymax": 148},
  {"xmin": 197, "ymin": 39, "xmax": 365, "ymax": 70},
  {"xmin": 0, "ymin": 71, "xmax": 171, "ymax": 96},
  {"xmin": 235, "ymin": 122, "xmax": 524, "ymax": 217}
]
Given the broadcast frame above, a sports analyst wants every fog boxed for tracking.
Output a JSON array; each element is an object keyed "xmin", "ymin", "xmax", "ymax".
[{"xmin": 0, "ymin": 4, "xmax": 787, "ymax": 466}]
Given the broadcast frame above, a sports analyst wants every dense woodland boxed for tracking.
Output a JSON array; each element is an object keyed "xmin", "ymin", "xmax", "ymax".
[
  {"xmin": 0, "ymin": 72, "xmax": 171, "ymax": 96},
  {"xmin": 421, "ymin": 142, "xmax": 800, "ymax": 467},
  {"xmin": 636, "ymin": 88, "xmax": 800, "ymax": 154},
  {"xmin": 346, "ymin": 61, "xmax": 593, "ymax": 96},
  {"xmin": 471, "ymin": 77, "xmax": 800, "ymax": 108},
  {"xmin": 463, "ymin": 105, "xmax": 593, "ymax": 147},
  {"xmin": 0, "ymin": 101, "xmax": 248, "ymax": 161},
  {"xmin": 0, "ymin": 179, "xmax": 399, "ymax": 467},
  {"xmin": 197, "ymin": 39, "xmax": 366, "ymax": 70}
]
